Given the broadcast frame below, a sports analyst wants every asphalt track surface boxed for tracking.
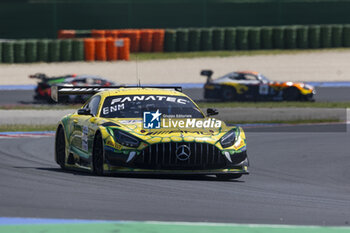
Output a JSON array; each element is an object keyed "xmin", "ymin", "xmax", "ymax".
[
  {"xmin": 1, "ymin": 126, "xmax": 350, "ymax": 226},
  {"xmin": 1, "ymin": 86, "xmax": 350, "ymax": 104}
]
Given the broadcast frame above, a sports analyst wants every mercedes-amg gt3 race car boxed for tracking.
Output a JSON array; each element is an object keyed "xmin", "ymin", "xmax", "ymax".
[
  {"xmin": 201, "ymin": 70, "xmax": 315, "ymax": 101},
  {"xmin": 53, "ymin": 86, "xmax": 249, "ymax": 180},
  {"xmin": 30, "ymin": 73, "xmax": 115, "ymax": 103}
]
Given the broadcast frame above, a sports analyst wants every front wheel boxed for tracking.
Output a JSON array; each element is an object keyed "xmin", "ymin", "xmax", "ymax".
[
  {"xmin": 55, "ymin": 126, "xmax": 66, "ymax": 169},
  {"xmin": 92, "ymin": 133, "xmax": 105, "ymax": 176},
  {"xmin": 283, "ymin": 87, "xmax": 300, "ymax": 101},
  {"xmin": 216, "ymin": 174, "xmax": 242, "ymax": 180}
]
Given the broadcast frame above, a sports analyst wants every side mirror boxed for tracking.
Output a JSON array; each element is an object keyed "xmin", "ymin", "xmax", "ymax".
[
  {"xmin": 77, "ymin": 108, "xmax": 92, "ymax": 116},
  {"xmin": 206, "ymin": 108, "xmax": 219, "ymax": 116}
]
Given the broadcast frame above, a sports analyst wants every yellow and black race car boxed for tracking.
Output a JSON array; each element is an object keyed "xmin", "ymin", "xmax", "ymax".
[
  {"xmin": 202, "ymin": 70, "xmax": 315, "ymax": 101},
  {"xmin": 53, "ymin": 86, "xmax": 249, "ymax": 180}
]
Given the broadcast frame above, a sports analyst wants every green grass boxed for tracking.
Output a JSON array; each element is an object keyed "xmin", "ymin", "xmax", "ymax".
[
  {"xmin": 130, "ymin": 48, "xmax": 350, "ymax": 60},
  {"xmin": 198, "ymin": 101, "xmax": 350, "ymax": 108},
  {"xmin": 0, "ymin": 124, "xmax": 57, "ymax": 132}
]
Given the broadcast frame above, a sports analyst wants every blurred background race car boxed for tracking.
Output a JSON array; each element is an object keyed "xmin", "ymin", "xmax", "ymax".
[
  {"xmin": 201, "ymin": 70, "xmax": 315, "ymax": 102},
  {"xmin": 30, "ymin": 73, "xmax": 116, "ymax": 103}
]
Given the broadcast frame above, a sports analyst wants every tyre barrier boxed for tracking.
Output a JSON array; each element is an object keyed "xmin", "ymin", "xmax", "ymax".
[
  {"xmin": 2, "ymin": 24, "xmax": 350, "ymax": 63},
  {"xmin": 297, "ymin": 26, "xmax": 308, "ymax": 49},
  {"xmin": 0, "ymin": 38, "xmax": 130, "ymax": 63},
  {"xmin": 273, "ymin": 26, "xmax": 285, "ymax": 49},
  {"xmin": 309, "ymin": 25, "xmax": 321, "ymax": 48},
  {"xmin": 72, "ymin": 39, "xmax": 84, "ymax": 61},
  {"xmin": 84, "ymin": 38, "xmax": 95, "ymax": 61},
  {"xmin": 106, "ymin": 38, "xmax": 118, "ymax": 61},
  {"xmin": 224, "ymin": 27, "xmax": 236, "ymax": 50},
  {"xmin": 331, "ymin": 25, "xmax": 343, "ymax": 47},
  {"xmin": 164, "ymin": 29, "xmax": 177, "ymax": 52},
  {"xmin": 152, "ymin": 29, "xmax": 165, "ymax": 52},
  {"xmin": 284, "ymin": 26, "xmax": 297, "ymax": 49},
  {"xmin": 26, "ymin": 39, "xmax": 38, "ymax": 63},
  {"xmin": 105, "ymin": 30, "xmax": 119, "ymax": 39},
  {"xmin": 118, "ymin": 38, "xmax": 130, "ymax": 61},
  {"xmin": 176, "ymin": 29, "xmax": 189, "ymax": 52},
  {"xmin": 343, "ymin": 25, "xmax": 350, "ymax": 47},
  {"xmin": 117, "ymin": 29, "xmax": 140, "ymax": 52},
  {"xmin": 200, "ymin": 28, "xmax": 213, "ymax": 51},
  {"xmin": 58, "ymin": 30, "xmax": 75, "ymax": 39},
  {"xmin": 55, "ymin": 24, "xmax": 350, "ymax": 55},
  {"xmin": 60, "ymin": 39, "xmax": 73, "ymax": 62},
  {"xmin": 248, "ymin": 27, "xmax": 261, "ymax": 50},
  {"xmin": 213, "ymin": 28, "xmax": 225, "ymax": 50},
  {"xmin": 189, "ymin": 28, "xmax": 201, "ymax": 51},
  {"xmin": 91, "ymin": 30, "xmax": 106, "ymax": 38},
  {"xmin": 236, "ymin": 27, "xmax": 249, "ymax": 50},
  {"xmin": 95, "ymin": 38, "xmax": 107, "ymax": 61},
  {"xmin": 37, "ymin": 39, "xmax": 49, "ymax": 62},
  {"xmin": 320, "ymin": 25, "xmax": 332, "ymax": 48},
  {"xmin": 261, "ymin": 27, "xmax": 273, "ymax": 49},
  {"xmin": 2, "ymin": 41, "xmax": 14, "ymax": 63},
  {"xmin": 49, "ymin": 39, "xmax": 60, "ymax": 62},
  {"xmin": 14, "ymin": 40, "xmax": 26, "ymax": 63},
  {"xmin": 140, "ymin": 30, "xmax": 153, "ymax": 52}
]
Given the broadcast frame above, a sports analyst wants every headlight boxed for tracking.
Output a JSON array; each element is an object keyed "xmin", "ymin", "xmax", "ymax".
[
  {"xmin": 304, "ymin": 84, "xmax": 314, "ymax": 90},
  {"xmin": 220, "ymin": 129, "xmax": 236, "ymax": 148},
  {"xmin": 112, "ymin": 129, "xmax": 140, "ymax": 148}
]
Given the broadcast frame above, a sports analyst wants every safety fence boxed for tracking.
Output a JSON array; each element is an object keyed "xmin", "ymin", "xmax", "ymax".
[{"xmin": 0, "ymin": 38, "xmax": 130, "ymax": 63}]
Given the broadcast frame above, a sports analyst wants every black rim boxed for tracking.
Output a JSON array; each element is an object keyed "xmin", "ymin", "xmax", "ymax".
[
  {"xmin": 56, "ymin": 128, "xmax": 66, "ymax": 168},
  {"xmin": 93, "ymin": 134, "xmax": 104, "ymax": 175},
  {"xmin": 284, "ymin": 88, "xmax": 300, "ymax": 101}
]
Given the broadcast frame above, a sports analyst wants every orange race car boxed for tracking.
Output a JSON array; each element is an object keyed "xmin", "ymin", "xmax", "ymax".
[{"xmin": 201, "ymin": 70, "xmax": 315, "ymax": 101}]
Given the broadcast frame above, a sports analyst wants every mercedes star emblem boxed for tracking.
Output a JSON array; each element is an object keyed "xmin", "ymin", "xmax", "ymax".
[{"xmin": 176, "ymin": 145, "xmax": 191, "ymax": 161}]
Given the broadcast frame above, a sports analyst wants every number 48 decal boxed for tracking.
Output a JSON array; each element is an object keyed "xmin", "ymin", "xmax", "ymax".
[{"xmin": 259, "ymin": 84, "xmax": 269, "ymax": 95}]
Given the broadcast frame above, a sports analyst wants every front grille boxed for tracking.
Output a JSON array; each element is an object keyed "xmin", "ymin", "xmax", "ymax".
[{"xmin": 133, "ymin": 142, "xmax": 227, "ymax": 170}]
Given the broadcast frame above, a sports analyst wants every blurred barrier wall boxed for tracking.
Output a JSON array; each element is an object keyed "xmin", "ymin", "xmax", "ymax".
[
  {"xmin": 0, "ymin": 38, "xmax": 129, "ymax": 63},
  {"xmin": 2, "ymin": 0, "xmax": 350, "ymax": 39},
  {"xmin": 2, "ymin": 24, "xmax": 350, "ymax": 63}
]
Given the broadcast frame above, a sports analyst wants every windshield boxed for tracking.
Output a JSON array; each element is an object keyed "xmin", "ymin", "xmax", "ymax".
[
  {"xmin": 100, "ymin": 95, "xmax": 204, "ymax": 118},
  {"xmin": 259, "ymin": 74, "xmax": 270, "ymax": 82}
]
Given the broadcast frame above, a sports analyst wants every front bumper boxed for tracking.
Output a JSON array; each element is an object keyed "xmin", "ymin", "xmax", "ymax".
[
  {"xmin": 104, "ymin": 144, "xmax": 249, "ymax": 175},
  {"xmin": 302, "ymin": 92, "xmax": 315, "ymax": 101},
  {"xmin": 103, "ymin": 167, "xmax": 249, "ymax": 175}
]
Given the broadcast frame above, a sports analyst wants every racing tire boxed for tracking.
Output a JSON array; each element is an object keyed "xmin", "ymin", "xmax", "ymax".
[
  {"xmin": 221, "ymin": 87, "xmax": 236, "ymax": 101},
  {"xmin": 55, "ymin": 126, "xmax": 66, "ymax": 169},
  {"xmin": 92, "ymin": 132, "xmax": 105, "ymax": 176},
  {"xmin": 283, "ymin": 87, "xmax": 300, "ymax": 101},
  {"xmin": 216, "ymin": 174, "xmax": 242, "ymax": 180}
]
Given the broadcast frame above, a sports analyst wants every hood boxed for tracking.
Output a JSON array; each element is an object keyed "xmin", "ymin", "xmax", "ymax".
[{"xmin": 274, "ymin": 81, "xmax": 314, "ymax": 90}]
